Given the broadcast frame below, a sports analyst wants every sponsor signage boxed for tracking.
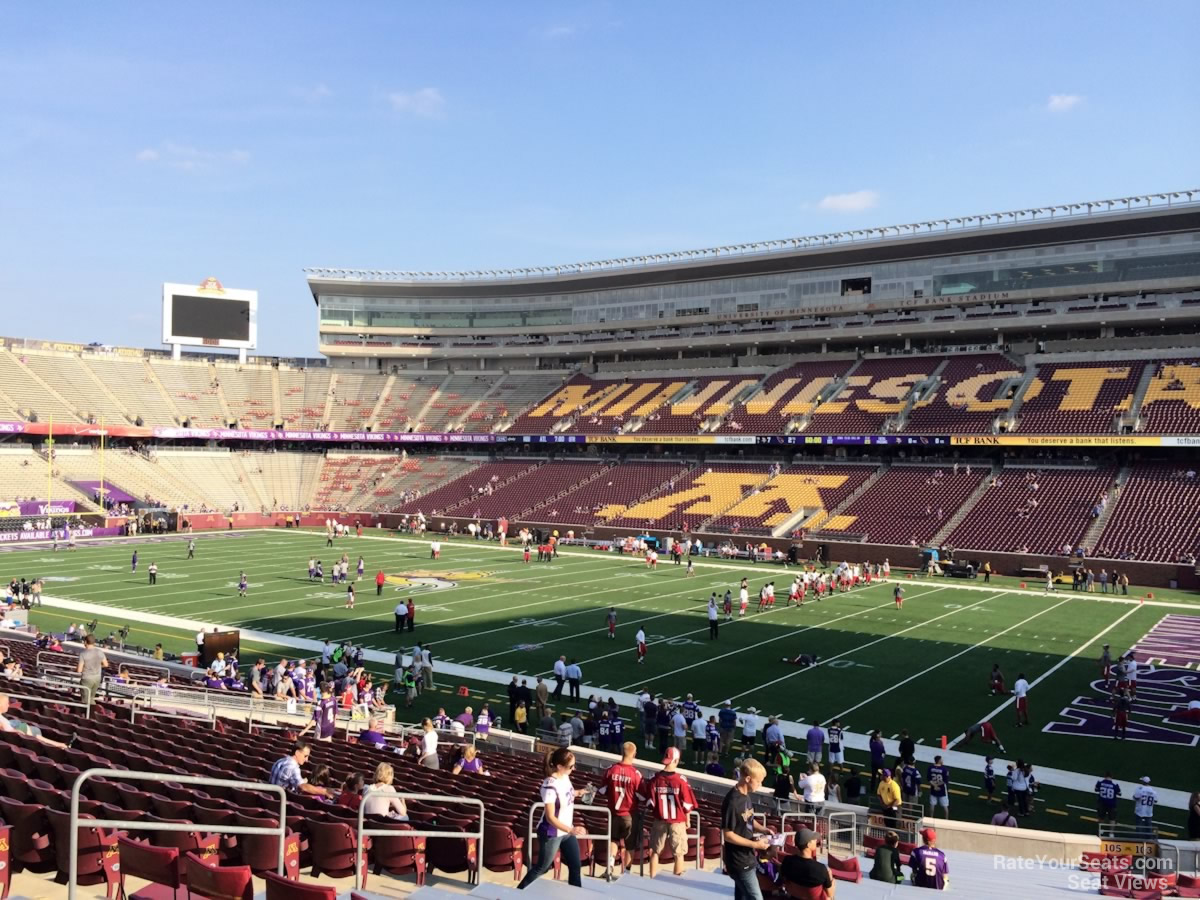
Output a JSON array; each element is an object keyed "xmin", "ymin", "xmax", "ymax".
[
  {"xmin": 952, "ymin": 435, "xmax": 1165, "ymax": 447},
  {"xmin": 0, "ymin": 527, "xmax": 123, "ymax": 543}
]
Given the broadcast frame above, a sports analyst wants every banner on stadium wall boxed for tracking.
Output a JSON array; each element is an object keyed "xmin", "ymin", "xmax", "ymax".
[
  {"xmin": 950, "ymin": 435, "xmax": 1164, "ymax": 447},
  {"xmin": 0, "ymin": 527, "xmax": 122, "ymax": 543},
  {"xmin": 8, "ymin": 501, "xmax": 77, "ymax": 516},
  {"xmin": 0, "ymin": 416, "xmax": 1190, "ymax": 447}
]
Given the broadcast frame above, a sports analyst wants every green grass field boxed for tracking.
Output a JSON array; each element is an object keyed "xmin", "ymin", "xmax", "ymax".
[{"xmin": 9, "ymin": 527, "xmax": 1198, "ymax": 835}]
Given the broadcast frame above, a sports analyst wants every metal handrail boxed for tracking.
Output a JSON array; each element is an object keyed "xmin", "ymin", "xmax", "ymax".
[
  {"xmin": 357, "ymin": 791, "xmax": 485, "ymax": 890},
  {"xmin": 68, "ymin": 768, "xmax": 288, "ymax": 898},
  {"xmin": 827, "ymin": 810, "xmax": 858, "ymax": 857},
  {"xmin": 527, "ymin": 800, "xmax": 613, "ymax": 881}
]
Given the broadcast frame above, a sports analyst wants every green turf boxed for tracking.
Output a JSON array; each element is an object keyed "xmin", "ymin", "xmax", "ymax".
[{"xmin": 9, "ymin": 527, "xmax": 1197, "ymax": 835}]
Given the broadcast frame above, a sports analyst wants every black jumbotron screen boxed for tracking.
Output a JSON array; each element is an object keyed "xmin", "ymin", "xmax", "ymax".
[{"xmin": 170, "ymin": 295, "xmax": 251, "ymax": 342}]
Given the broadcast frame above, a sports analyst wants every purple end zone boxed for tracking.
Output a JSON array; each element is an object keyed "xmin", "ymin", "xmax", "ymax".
[{"xmin": 1130, "ymin": 614, "xmax": 1200, "ymax": 668}]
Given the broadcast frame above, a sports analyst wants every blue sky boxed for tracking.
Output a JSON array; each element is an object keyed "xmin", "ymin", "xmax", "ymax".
[{"xmin": 1, "ymin": 2, "xmax": 1197, "ymax": 356}]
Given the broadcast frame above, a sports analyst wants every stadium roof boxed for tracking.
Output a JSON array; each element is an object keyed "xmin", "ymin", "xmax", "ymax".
[{"xmin": 306, "ymin": 190, "xmax": 1200, "ymax": 301}]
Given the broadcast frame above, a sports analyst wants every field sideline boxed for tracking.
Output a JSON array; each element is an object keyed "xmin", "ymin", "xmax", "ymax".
[{"xmin": 8, "ymin": 526, "xmax": 1199, "ymax": 828}]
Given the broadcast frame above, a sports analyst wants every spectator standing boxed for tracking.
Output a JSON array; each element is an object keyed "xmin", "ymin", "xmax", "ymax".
[
  {"xmin": 535, "ymin": 676, "xmax": 549, "ymax": 720},
  {"xmin": 1010, "ymin": 760, "xmax": 1031, "ymax": 816},
  {"xmin": 773, "ymin": 762, "xmax": 797, "ymax": 814},
  {"xmin": 909, "ymin": 827, "xmax": 949, "ymax": 890},
  {"xmin": 764, "ymin": 716, "xmax": 785, "ymax": 765},
  {"xmin": 375, "ymin": 569, "xmax": 386, "ymax": 596},
  {"xmin": 877, "ymin": 769, "xmax": 901, "ymax": 829},
  {"xmin": 642, "ymin": 747, "xmax": 697, "ymax": 878},
  {"xmin": 1095, "ymin": 772, "xmax": 1121, "ymax": 823},
  {"xmin": 806, "ymin": 721, "xmax": 825, "ymax": 765},
  {"xmin": 741, "ymin": 707, "xmax": 760, "ymax": 755},
  {"xmin": 722, "ymin": 759, "xmax": 775, "ymax": 900},
  {"xmin": 670, "ymin": 705, "xmax": 688, "ymax": 754},
  {"xmin": 393, "ymin": 599, "xmax": 408, "ymax": 634},
  {"xmin": 1133, "ymin": 776, "xmax": 1159, "ymax": 836},
  {"xmin": 1187, "ymin": 790, "xmax": 1200, "ymax": 840},
  {"xmin": 518, "ymin": 748, "xmax": 587, "ymax": 889},
  {"xmin": 708, "ymin": 594, "xmax": 720, "ymax": 638},
  {"xmin": 76, "ymin": 635, "xmax": 107, "ymax": 705},
  {"xmin": 797, "ymin": 763, "xmax": 827, "ymax": 814},
  {"xmin": 719, "ymin": 700, "xmax": 738, "ymax": 754},
  {"xmin": 418, "ymin": 718, "xmax": 439, "ymax": 769},
  {"xmin": 552, "ymin": 656, "xmax": 567, "ymax": 701},
  {"xmin": 869, "ymin": 731, "xmax": 887, "ymax": 791},
  {"xmin": 566, "ymin": 659, "xmax": 582, "ymax": 701},
  {"xmin": 599, "ymin": 741, "xmax": 643, "ymax": 875}
]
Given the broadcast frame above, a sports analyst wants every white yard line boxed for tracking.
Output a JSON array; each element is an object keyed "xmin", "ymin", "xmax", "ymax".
[
  {"xmin": 946, "ymin": 601, "xmax": 1146, "ymax": 747},
  {"xmin": 724, "ymin": 588, "xmax": 997, "ymax": 702},
  {"xmin": 828, "ymin": 595, "xmax": 1073, "ymax": 723},
  {"xmin": 610, "ymin": 584, "xmax": 950, "ymax": 692}
]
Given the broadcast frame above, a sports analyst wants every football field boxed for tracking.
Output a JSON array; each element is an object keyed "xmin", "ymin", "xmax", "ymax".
[{"xmin": 10, "ymin": 527, "xmax": 1200, "ymax": 826}]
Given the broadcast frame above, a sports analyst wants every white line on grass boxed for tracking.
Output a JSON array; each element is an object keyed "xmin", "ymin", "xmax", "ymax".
[
  {"xmin": 946, "ymin": 600, "xmax": 1145, "ymax": 748},
  {"xmin": 722, "ymin": 588, "xmax": 995, "ymax": 702},
  {"xmin": 611, "ymin": 585, "xmax": 951, "ymax": 692},
  {"xmin": 826, "ymin": 594, "xmax": 1073, "ymax": 724}
]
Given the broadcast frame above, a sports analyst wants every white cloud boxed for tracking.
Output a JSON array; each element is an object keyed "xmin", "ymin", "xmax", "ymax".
[
  {"xmin": 541, "ymin": 24, "xmax": 577, "ymax": 39},
  {"xmin": 135, "ymin": 142, "xmax": 250, "ymax": 172},
  {"xmin": 298, "ymin": 83, "xmax": 333, "ymax": 102},
  {"xmin": 388, "ymin": 87, "xmax": 445, "ymax": 118},
  {"xmin": 1046, "ymin": 93, "xmax": 1083, "ymax": 113},
  {"xmin": 818, "ymin": 190, "xmax": 880, "ymax": 213}
]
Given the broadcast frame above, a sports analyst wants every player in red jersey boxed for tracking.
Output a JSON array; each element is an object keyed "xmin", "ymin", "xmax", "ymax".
[
  {"xmin": 598, "ymin": 741, "xmax": 644, "ymax": 874},
  {"xmin": 639, "ymin": 747, "xmax": 697, "ymax": 878},
  {"xmin": 989, "ymin": 663, "xmax": 1006, "ymax": 696}
]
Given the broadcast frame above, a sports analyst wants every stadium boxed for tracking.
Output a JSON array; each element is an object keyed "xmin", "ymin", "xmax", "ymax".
[{"xmin": 0, "ymin": 188, "xmax": 1198, "ymax": 899}]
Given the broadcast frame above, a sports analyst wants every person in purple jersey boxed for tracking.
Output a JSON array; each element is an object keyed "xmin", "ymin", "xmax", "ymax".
[
  {"xmin": 131, "ymin": 550, "xmax": 138, "ymax": 573},
  {"xmin": 681, "ymin": 693, "xmax": 700, "ymax": 727},
  {"xmin": 900, "ymin": 759, "xmax": 922, "ymax": 805},
  {"xmin": 300, "ymin": 685, "xmax": 339, "ymax": 742},
  {"xmin": 909, "ymin": 827, "xmax": 949, "ymax": 890},
  {"xmin": 926, "ymin": 756, "xmax": 950, "ymax": 818},
  {"xmin": 805, "ymin": 721, "xmax": 824, "ymax": 765}
]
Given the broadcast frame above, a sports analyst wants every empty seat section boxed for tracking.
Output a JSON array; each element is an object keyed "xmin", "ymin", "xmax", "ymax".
[
  {"xmin": 418, "ymin": 374, "xmax": 489, "ymax": 432},
  {"xmin": 83, "ymin": 355, "xmax": 180, "ymax": 426},
  {"xmin": 808, "ymin": 357, "xmax": 939, "ymax": 434},
  {"xmin": 375, "ymin": 374, "xmax": 440, "ymax": 432},
  {"xmin": 1015, "ymin": 361, "xmax": 1143, "ymax": 434},
  {"xmin": 1136, "ymin": 358, "xmax": 1200, "ymax": 434},
  {"xmin": 326, "ymin": 373, "xmax": 381, "ymax": 431},
  {"xmin": 639, "ymin": 374, "xmax": 763, "ymax": 434},
  {"xmin": 0, "ymin": 349, "xmax": 83, "ymax": 423},
  {"xmin": 532, "ymin": 462, "xmax": 695, "ymax": 526},
  {"xmin": 716, "ymin": 360, "xmax": 853, "ymax": 433},
  {"xmin": 150, "ymin": 360, "xmax": 227, "ymax": 427},
  {"xmin": 217, "ymin": 363, "xmax": 275, "ymax": 428},
  {"xmin": 904, "ymin": 354, "xmax": 1022, "ymax": 434},
  {"xmin": 605, "ymin": 464, "xmax": 774, "ymax": 531},
  {"xmin": 463, "ymin": 372, "xmax": 563, "ymax": 432},
  {"xmin": 946, "ymin": 466, "xmax": 1116, "ymax": 555},
  {"xmin": 21, "ymin": 351, "xmax": 130, "ymax": 425},
  {"xmin": 707, "ymin": 464, "xmax": 878, "ymax": 536},
  {"xmin": 1095, "ymin": 463, "xmax": 1200, "ymax": 562},
  {"xmin": 313, "ymin": 454, "xmax": 481, "ymax": 512},
  {"xmin": 818, "ymin": 466, "xmax": 986, "ymax": 545},
  {"xmin": 277, "ymin": 369, "xmax": 333, "ymax": 429},
  {"xmin": 392, "ymin": 461, "xmax": 541, "ymax": 516}
]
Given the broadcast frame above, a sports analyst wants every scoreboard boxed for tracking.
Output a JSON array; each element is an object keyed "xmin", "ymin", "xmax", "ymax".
[{"xmin": 162, "ymin": 278, "xmax": 258, "ymax": 351}]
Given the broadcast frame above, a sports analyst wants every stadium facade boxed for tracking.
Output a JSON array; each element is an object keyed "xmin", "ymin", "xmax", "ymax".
[{"xmin": 306, "ymin": 192, "xmax": 1200, "ymax": 369}]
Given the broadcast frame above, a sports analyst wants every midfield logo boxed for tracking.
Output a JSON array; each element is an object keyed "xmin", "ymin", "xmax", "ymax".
[{"xmin": 384, "ymin": 570, "xmax": 492, "ymax": 591}]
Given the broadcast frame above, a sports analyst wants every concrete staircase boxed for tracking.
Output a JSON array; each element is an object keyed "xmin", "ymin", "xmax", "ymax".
[
  {"xmin": 999, "ymin": 368, "xmax": 1039, "ymax": 431},
  {"xmin": 770, "ymin": 462, "xmax": 888, "ymax": 538},
  {"xmin": 885, "ymin": 360, "xmax": 948, "ymax": 433},
  {"xmin": 141, "ymin": 360, "xmax": 187, "ymax": 425},
  {"xmin": 1080, "ymin": 464, "xmax": 1130, "ymax": 551},
  {"xmin": 270, "ymin": 368, "xmax": 283, "ymax": 427},
  {"xmin": 321, "ymin": 373, "xmax": 339, "ymax": 429},
  {"xmin": 365, "ymin": 374, "xmax": 396, "ymax": 430},
  {"xmin": 448, "ymin": 375, "xmax": 504, "ymax": 431},
  {"xmin": 931, "ymin": 463, "xmax": 999, "ymax": 545},
  {"xmin": 790, "ymin": 358, "xmax": 864, "ymax": 432},
  {"xmin": 1122, "ymin": 363, "xmax": 1157, "ymax": 431},
  {"xmin": 12, "ymin": 355, "xmax": 84, "ymax": 423},
  {"xmin": 210, "ymin": 363, "xmax": 235, "ymax": 426},
  {"xmin": 412, "ymin": 372, "xmax": 457, "ymax": 431}
]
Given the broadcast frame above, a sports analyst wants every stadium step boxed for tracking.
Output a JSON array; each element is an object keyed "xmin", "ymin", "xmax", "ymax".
[
  {"xmin": 930, "ymin": 461, "xmax": 999, "ymax": 545},
  {"xmin": 210, "ymin": 361, "xmax": 236, "ymax": 426},
  {"xmin": 365, "ymin": 372, "xmax": 396, "ymax": 429}
]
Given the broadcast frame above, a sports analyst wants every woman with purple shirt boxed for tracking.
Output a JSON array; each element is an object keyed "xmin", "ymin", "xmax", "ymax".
[
  {"xmin": 517, "ymin": 747, "xmax": 587, "ymax": 888},
  {"xmin": 869, "ymin": 730, "xmax": 887, "ymax": 792}
]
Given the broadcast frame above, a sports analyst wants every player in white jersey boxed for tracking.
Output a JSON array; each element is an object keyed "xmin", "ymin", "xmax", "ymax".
[{"xmin": 739, "ymin": 585, "xmax": 749, "ymax": 616}]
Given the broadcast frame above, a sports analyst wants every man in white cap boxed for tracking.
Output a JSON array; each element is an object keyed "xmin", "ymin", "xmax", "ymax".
[
  {"xmin": 641, "ymin": 747, "xmax": 697, "ymax": 878},
  {"xmin": 741, "ymin": 706, "xmax": 760, "ymax": 755},
  {"xmin": 1132, "ymin": 776, "xmax": 1158, "ymax": 836}
]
